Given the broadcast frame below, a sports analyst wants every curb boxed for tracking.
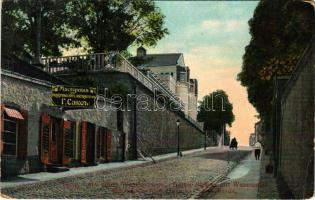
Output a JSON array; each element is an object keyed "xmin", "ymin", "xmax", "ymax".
[
  {"xmin": 190, "ymin": 151, "xmax": 252, "ymax": 199},
  {"xmin": 190, "ymin": 175, "xmax": 225, "ymax": 199},
  {"xmin": 1, "ymin": 148, "xmax": 214, "ymax": 190}
]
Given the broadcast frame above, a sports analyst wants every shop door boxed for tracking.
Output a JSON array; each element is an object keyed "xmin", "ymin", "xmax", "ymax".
[
  {"xmin": 63, "ymin": 120, "xmax": 75, "ymax": 165},
  {"xmin": 106, "ymin": 129, "xmax": 112, "ymax": 162},
  {"xmin": 50, "ymin": 118, "xmax": 61, "ymax": 164},
  {"xmin": 86, "ymin": 122, "xmax": 96, "ymax": 165},
  {"xmin": 80, "ymin": 121, "xmax": 87, "ymax": 164},
  {"xmin": 96, "ymin": 127, "xmax": 107, "ymax": 162}
]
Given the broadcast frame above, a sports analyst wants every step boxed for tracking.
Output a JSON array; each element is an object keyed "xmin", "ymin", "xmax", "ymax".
[{"xmin": 46, "ymin": 164, "xmax": 70, "ymax": 173}]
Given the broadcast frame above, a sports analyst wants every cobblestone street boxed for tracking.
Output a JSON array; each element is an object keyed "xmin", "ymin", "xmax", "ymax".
[{"xmin": 2, "ymin": 148, "xmax": 251, "ymax": 199}]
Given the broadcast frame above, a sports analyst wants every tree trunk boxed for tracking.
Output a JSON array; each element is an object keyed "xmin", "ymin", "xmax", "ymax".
[{"xmin": 33, "ymin": 1, "xmax": 42, "ymax": 64}]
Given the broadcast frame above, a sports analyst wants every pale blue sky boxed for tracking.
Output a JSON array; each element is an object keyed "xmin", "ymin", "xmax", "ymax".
[
  {"xmin": 130, "ymin": 1, "xmax": 259, "ymax": 145},
  {"xmin": 131, "ymin": 1, "xmax": 258, "ymax": 62}
]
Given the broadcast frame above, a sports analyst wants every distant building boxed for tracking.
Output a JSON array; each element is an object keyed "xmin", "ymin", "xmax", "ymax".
[
  {"xmin": 132, "ymin": 47, "xmax": 198, "ymax": 120},
  {"xmin": 254, "ymin": 121, "xmax": 263, "ymax": 142},
  {"xmin": 249, "ymin": 133, "xmax": 256, "ymax": 146}
]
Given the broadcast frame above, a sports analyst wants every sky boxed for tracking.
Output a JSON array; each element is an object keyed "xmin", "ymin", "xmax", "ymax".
[{"xmin": 131, "ymin": 1, "xmax": 259, "ymax": 146}]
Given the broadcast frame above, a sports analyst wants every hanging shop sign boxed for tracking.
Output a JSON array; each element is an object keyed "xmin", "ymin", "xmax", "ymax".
[{"xmin": 51, "ymin": 85, "xmax": 97, "ymax": 108}]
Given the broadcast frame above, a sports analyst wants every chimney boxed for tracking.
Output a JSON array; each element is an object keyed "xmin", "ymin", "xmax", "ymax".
[{"xmin": 137, "ymin": 46, "xmax": 146, "ymax": 57}]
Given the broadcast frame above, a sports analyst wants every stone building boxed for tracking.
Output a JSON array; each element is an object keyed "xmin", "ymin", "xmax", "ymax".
[
  {"xmin": 132, "ymin": 47, "xmax": 199, "ymax": 120},
  {"xmin": 249, "ymin": 133, "xmax": 256, "ymax": 146},
  {"xmin": 1, "ymin": 55, "xmax": 120, "ymax": 177},
  {"xmin": 1, "ymin": 52, "xmax": 210, "ymax": 177}
]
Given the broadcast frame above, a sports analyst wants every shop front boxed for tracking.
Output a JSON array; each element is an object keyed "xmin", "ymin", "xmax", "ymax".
[{"xmin": 39, "ymin": 113, "xmax": 112, "ymax": 168}]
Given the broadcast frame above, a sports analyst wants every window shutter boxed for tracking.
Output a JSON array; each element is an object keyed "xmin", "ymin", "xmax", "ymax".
[
  {"xmin": 81, "ymin": 121, "xmax": 87, "ymax": 164},
  {"xmin": 63, "ymin": 120, "xmax": 72, "ymax": 165},
  {"xmin": 0, "ymin": 104, "xmax": 4, "ymax": 154},
  {"xmin": 102, "ymin": 128, "xmax": 107, "ymax": 161},
  {"xmin": 106, "ymin": 129, "xmax": 112, "ymax": 162},
  {"xmin": 41, "ymin": 113, "xmax": 50, "ymax": 164},
  {"xmin": 96, "ymin": 127, "xmax": 100, "ymax": 161},
  {"xmin": 17, "ymin": 109, "xmax": 28, "ymax": 159}
]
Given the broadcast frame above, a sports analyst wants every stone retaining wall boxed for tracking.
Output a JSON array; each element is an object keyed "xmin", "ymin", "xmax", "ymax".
[
  {"xmin": 278, "ymin": 37, "xmax": 314, "ymax": 198},
  {"xmin": 60, "ymin": 72, "xmax": 213, "ymax": 159}
]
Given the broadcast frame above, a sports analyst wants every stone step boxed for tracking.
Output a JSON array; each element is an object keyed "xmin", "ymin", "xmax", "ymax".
[{"xmin": 46, "ymin": 164, "xmax": 70, "ymax": 173}]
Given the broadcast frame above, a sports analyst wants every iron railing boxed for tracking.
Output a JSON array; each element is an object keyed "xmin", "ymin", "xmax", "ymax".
[{"xmin": 41, "ymin": 52, "xmax": 203, "ymax": 130}]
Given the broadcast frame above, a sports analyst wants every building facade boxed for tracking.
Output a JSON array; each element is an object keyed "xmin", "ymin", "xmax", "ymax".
[
  {"xmin": 132, "ymin": 47, "xmax": 198, "ymax": 120},
  {"xmin": 1, "ymin": 52, "xmax": 210, "ymax": 177}
]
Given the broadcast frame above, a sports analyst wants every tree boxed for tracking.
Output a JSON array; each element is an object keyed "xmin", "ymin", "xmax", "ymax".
[
  {"xmin": 67, "ymin": 0, "xmax": 168, "ymax": 53},
  {"xmin": 237, "ymin": 0, "xmax": 315, "ymax": 118},
  {"xmin": 197, "ymin": 90, "xmax": 235, "ymax": 134},
  {"xmin": 1, "ymin": 0, "xmax": 79, "ymax": 61}
]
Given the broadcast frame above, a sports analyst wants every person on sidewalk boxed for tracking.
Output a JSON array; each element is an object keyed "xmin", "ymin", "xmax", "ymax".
[
  {"xmin": 230, "ymin": 138, "xmax": 236, "ymax": 150},
  {"xmin": 229, "ymin": 137, "xmax": 238, "ymax": 150},
  {"xmin": 254, "ymin": 141, "xmax": 262, "ymax": 160},
  {"xmin": 234, "ymin": 138, "xmax": 238, "ymax": 150}
]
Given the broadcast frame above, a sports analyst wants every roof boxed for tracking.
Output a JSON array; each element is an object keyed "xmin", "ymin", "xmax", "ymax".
[
  {"xmin": 1, "ymin": 54, "xmax": 67, "ymax": 85},
  {"xmin": 135, "ymin": 53, "xmax": 183, "ymax": 67}
]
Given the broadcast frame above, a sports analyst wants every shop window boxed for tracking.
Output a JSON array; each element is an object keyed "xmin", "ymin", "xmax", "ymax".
[
  {"xmin": 2, "ymin": 116, "xmax": 18, "ymax": 155},
  {"xmin": 1, "ymin": 106, "xmax": 27, "ymax": 158}
]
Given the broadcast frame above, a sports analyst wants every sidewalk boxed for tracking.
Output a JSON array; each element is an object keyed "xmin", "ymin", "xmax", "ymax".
[
  {"xmin": 206, "ymin": 151, "xmax": 261, "ymax": 199},
  {"xmin": 1, "ymin": 146, "xmax": 222, "ymax": 189},
  {"xmin": 257, "ymin": 150, "xmax": 280, "ymax": 199}
]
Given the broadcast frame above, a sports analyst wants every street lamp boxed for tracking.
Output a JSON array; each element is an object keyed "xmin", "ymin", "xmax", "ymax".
[
  {"xmin": 204, "ymin": 129, "xmax": 207, "ymax": 150},
  {"xmin": 176, "ymin": 119, "xmax": 180, "ymax": 156}
]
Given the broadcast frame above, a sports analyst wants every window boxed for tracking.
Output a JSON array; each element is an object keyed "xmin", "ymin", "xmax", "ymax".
[
  {"xmin": 2, "ymin": 115, "xmax": 18, "ymax": 155},
  {"xmin": 171, "ymin": 72, "xmax": 174, "ymax": 76},
  {"xmin": 180, "ymin": 72, "xmax": 186, "ymax": 82},
  {"xmin": 1, "ymin": 106, "xmax": 26, "ymax": 157}
]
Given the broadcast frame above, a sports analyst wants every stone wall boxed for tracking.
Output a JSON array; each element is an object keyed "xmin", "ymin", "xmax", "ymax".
[
  {"xmin": 59, "ymin": 72, "xmax": 212, "ymax": 159},
  {"xmin": 1, "ymin": 74, "xmax": 118, "ymax": 176},
  {"xmin": 1, "ymin": 69, "xmax": 213, "ymax": 176},
  {"xmin": 278, "ymin": 37, "xmax": 314, "ymax": 198}
]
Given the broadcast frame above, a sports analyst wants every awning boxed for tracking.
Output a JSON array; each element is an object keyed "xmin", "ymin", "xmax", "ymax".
[{"xmin": 4, "ymin": 107, "xmax": 24, "ymax": 120}]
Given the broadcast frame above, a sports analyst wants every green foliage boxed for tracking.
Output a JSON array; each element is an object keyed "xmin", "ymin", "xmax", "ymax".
[
  {"xmin": 1, "ymin": 0, "xmax": 79, "ymax": 57},
  {"xmin": 67, "ymin": 0, "xmax": 168, "ymax": 53},
  {"xmin": 237, "ymin": 0, "xmax": 315, "ymax": 117},
  {"xmin": 2, "ymin": 0, "xmax": 167, "ymax": 59},
  {"xmin": 197, "ymin": 90, "xmax": 235, "ymax": 134}
]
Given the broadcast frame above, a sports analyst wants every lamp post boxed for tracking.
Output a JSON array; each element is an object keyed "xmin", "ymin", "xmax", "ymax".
[
  {"xmin": 176, "ymin": 119, "xmax": 180, "ymax": 156},
  {"xmin": 204, "ymin": 129, "xmax": 207, "ymax": 150},
  {"xmin": 133, "ymin": 83, "xmax": 137, "ymax": 160}
]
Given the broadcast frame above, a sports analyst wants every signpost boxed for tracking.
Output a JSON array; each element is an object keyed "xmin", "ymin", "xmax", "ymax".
[{"xmin": 51, "ymin": 85, "xmax": 97, "ymax": 108}]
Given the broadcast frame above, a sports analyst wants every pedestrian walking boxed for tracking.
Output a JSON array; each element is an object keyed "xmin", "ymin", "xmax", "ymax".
[
  {"xmin": 229, "ymin": 137, "xmax": 238, "ymax": 150},
  {"xmin": 254, "ymin": 141, "xmax": 262, "ymax": 160}
]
